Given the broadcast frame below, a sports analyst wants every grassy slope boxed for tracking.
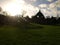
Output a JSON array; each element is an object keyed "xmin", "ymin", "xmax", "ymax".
[{"xmin": 0, "ymin": 24, "xmax": 60, "ymax": 45}]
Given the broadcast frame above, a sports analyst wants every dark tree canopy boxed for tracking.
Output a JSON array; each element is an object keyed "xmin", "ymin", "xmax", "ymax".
[{"xmin": 0, "ymin": 7, "xmax": 2, "ymax": 12}]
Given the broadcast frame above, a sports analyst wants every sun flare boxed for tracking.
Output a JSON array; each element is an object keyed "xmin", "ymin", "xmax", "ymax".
[
  {"xmin": 4, "ymin": 3, "xmax": 22, "ymax": 16},
  {"xmin": 3, "ymin": 0, "xmax": 25, "ymax": 16}
]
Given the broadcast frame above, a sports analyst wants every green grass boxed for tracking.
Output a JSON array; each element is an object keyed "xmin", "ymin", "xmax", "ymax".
[{"xmin": 0, "ymin": 23, "xmax": 60, "ymax": 45}]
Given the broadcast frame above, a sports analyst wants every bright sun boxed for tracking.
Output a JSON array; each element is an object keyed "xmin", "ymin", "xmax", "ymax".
[{"xmin": 3, "ymin": 0, "xmax": 25, "ymax": 16}]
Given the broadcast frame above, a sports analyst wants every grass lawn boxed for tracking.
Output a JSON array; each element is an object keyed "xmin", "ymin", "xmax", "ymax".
[{"xmin": 0, "ymin": 23, "xmax": 60, "ymax": 45}]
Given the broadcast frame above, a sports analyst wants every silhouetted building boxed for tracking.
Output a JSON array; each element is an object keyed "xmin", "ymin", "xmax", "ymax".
[{"xmin": 31, "ymin": 10, "xmax": 45, "ymax": 24}]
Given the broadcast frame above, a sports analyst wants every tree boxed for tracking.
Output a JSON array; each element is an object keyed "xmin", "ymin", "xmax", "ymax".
[
  {"xmin": 22, "ymin": 10, "xmax": 26, "ymax": 17},
  {"xmin": 0, "ymin": 14, "xmax": 7, "ymax": 25},
  {"xmin": 3, "ymin": 11, "xmax": 8, "ymax": 16},
  {"xmin": 25, "ymin": 16, "xmax": 30, "ymax": 23},
  {"xmin": 0, "ymin": 7, "xmax": 2, "ymax": 12}
]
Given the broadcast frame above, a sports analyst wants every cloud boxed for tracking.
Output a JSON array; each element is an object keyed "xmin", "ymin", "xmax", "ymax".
[
  {"xmin": 55, "ymin": 0, "xmax": 60, "ymax": 8},
  {"xmin": 39, "ymin": 4, "xmax": 48, "ymax": 8},
  {"xmin": 38, "ymin": 0, "xmax": 58, "ymax": 17},
  {"xmin": 0, "ymin": 0, "xmax": 39, "ymax": 18},
  {"xmin": 48, "ymin": 0, "xmax": 60, "ymax": 17},
  {"xmin": 30, "ymin": 0, "xmax": 37, "ymax": 2},
  {"xmin": 0, "ymin": 0, "xmax": 60, "ymax": 17},
  {"xmin": 47, "ymin": 0, "xmax": 57, "ymax": 2},
  {"xmin": 21, "ymin": 0, "xmax": 39, "ymax": 17},
  {"xmin": 58, "ymin": 11, "xmax": 60, "ymax": 17},
  {"xmin": 41, "ymin": 8, "xmax": 52, "ymax": 17},
  {"xmin": 39, "ymin": 0, "xmax": 60, "ymax": 17},
  {"xmin": 24, "ymin": 0, "xmax": 37, "ymax": 4},
  {"xmin": 25, "ymin": 0, "xmax": 60, "ymax": 17},
  {"xmin": 41, "ymin": 8, "xmax": 57, "ymax": 17},
  {"xmin": 47, "ymin": 0, "xmax": 53, "ymax": 2},
  {"xmin": 49, "ymin": 3, "xmax": 56, "ymax": 8},
  {"xmin": 23, "ymin": 4, "xmax": 39, "ymax": 18}
]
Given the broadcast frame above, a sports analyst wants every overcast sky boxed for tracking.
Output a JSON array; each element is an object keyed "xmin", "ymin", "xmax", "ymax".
[{"xmin": 0, "ymin": 0, "xmax": 60, "ymax": 17}]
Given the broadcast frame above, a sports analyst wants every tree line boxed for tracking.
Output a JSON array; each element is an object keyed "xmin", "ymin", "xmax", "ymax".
[
  {"xmin": 30, "ymin": 10, "xmax": 60, "ymax": 25},
  {"xmin": 0, "ymin": 6, "xmax": 60, "ymax": 25}
]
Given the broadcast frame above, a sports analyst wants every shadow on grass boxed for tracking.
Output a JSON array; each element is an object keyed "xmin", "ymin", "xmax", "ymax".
[
  {"xmin": 51, "ymin": 24, "xmax": 60, "ymax": 26},
  {"xmin": 40, "ymin": 24, "xmax": 60, "ymax": 26},
  {"xmin": 25, "ymin": 26, "xmax": 43, "ymax": 29},
  {"xmin": 17, "ymin": 24, "xmax": 44, "ymax": 30}
]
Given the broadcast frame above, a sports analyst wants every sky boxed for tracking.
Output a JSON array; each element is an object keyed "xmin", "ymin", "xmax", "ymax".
[{"xmin": 0, "ymin": 0, "xmax": 60, "ymax": 18}]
